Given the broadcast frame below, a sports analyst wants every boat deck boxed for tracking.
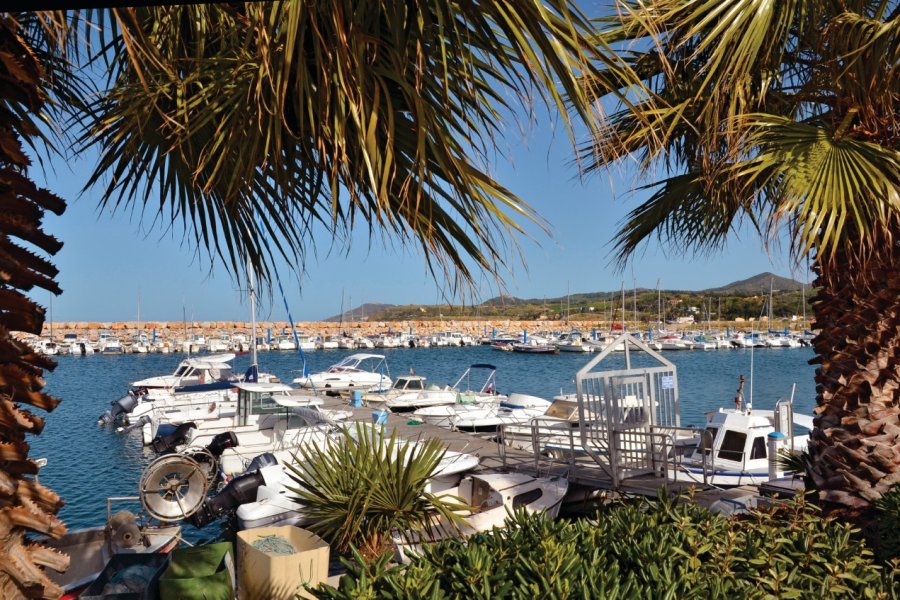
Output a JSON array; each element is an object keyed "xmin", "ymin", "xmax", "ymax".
[{"xmin": 318, "ymin": 396, "xmax": 774, "ymax": 508}]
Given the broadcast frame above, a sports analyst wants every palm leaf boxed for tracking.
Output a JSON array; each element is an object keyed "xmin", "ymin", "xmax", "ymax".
[
  {"xmin": 731, "ymin": 114, "xmax": 900, "ymax": 264},
  {"xmin": 79, "ymin": 2, "xmax": 609, "ymax": 290}
]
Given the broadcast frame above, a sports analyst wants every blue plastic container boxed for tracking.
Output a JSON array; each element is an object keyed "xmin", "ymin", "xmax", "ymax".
[
  {"xmin": 372, "ymin": 409, "xmax": 389, "ymax": 425},
  {"xmin": 351, "ymin": 390, "xmax": 363, "ymax": 407}
]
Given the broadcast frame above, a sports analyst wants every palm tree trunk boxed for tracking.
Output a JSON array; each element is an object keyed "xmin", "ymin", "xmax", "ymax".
[
  {"xmin": 0, "ymin": 17, "xmax": 69, "ymax": 599},
  {"xmin": 806, "ymin": 220, "xmax": 900, "ymax": 509}
]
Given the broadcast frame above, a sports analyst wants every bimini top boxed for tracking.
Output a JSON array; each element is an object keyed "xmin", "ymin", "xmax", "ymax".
[{"xmin": 234, "ymin": 381, "xmax": 295, "ymax": 394}]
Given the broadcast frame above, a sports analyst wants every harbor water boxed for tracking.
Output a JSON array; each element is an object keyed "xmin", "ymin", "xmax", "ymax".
[{"xmin": 32, "ymin": 345, "xmax": 817, "ymax": 534}]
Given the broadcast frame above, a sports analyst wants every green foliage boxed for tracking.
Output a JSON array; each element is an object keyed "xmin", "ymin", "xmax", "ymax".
[
  {"xmin": 82, "ymin": 3, "xmax": 608, "ymax": 290},
  {"xmin": 875, "ymin": 487, "xmax": 900, "ymax": 562},
  {"xmin": 284, "ymin": 424, "xmax": 469, "ymax": 560},
  {"xmin": 310, "ymin": 494, "xmax": 900, "ymax": 599}
]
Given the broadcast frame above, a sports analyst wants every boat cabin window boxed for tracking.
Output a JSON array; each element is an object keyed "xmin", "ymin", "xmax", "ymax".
[
  {"xmin": 251, "ymin": 393, "xmax": 283, "ymax": 415},
  {"xmin": 750, "ymin": 436, "xmax": 767, "ymax": 460},
  {"xmin": 717, "ymin": 431, "xmax": 747, "ymax": 462},
  {"xmin": 512, "ymin": 488, "xmax": 543, "ymax": 509},
  {"xmin": 174, "ymin": 366, "xmax": 190, "ymax": 377},
  {"xmin": 405, "ymin": 379, "xmax": 423, "ymax": 391}
]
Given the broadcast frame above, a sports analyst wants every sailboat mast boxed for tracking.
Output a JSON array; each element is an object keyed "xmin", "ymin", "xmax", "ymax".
[
  {"xmin": 248, "ymin": 263, "xmax": 258, "ymax": 368},
  {"xmin": 620, "ymin": 282, "xmax": 626, "ymax": 332},
  {"xmin": 657, "ymin": 279, "xmax": 661, "ymax": 328}
]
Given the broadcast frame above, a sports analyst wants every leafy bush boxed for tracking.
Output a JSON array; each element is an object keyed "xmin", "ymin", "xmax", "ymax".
[
  {"xmin": 310, "ymin": 493, "xmax": 899, "ymax": 599},
  {"xmin": 875, "ymin": 487, "xmax": 900, "ymax": 562}
]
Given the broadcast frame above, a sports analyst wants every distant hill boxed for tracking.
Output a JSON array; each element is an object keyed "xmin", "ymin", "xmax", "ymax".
[
  {"xmin": 322, "ymin": 303, "xmax": 395, "ymax": 322},
  {"xmin": 704, "ymin": 272, "xmax": 805, "ymax": 294}
]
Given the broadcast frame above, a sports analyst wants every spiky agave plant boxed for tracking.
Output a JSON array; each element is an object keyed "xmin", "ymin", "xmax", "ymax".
[
  {"xmin": 284, "ymin": 423, "xmax": 470, "ymax": 560},
  {"xmin": 0, "ymin": 14, "xmax": 70, "ymax": 599}
]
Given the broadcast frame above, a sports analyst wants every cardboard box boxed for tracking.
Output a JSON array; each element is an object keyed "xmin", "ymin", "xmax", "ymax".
[{"xmin": 236, "ymin": 526, "xmax": 330, "ymax": 600}]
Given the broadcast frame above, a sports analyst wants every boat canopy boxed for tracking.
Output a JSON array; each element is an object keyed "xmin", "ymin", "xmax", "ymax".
[
  {"xmin": 234, "ymin": 381, "xmax": 294, "ymax": 393},
  {"xmin": 271, "ymin": 395, "xmax": 323, "ymax": 408}
]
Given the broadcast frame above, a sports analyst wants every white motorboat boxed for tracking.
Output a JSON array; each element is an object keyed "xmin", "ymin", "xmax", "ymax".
[
  {"xmin": 132, "ymin": 353, "xmax": 238, "ymax": 391},
  {"xmin": 98, "ymin": 333, "xmax": 124, "ymax": 354},
  {"xmin": 207, "ymin": 333, "xmax": 233, "ymax": 353},
  {"xmin": 555, "ymin": 331, "xmax": 591, "ymax": 352},
  {"xmin": 293, "ymin": 352, "xmax": 392, "ymax": 392},
  {"xmin": 658, "ymin": 335, "xmax": 691, "ymax": 350},
  {"xmin": 130, "ymin": 332, "xmax": 152, "ymax": 354},
  {"xmin": 34, "ymin": 338, "xmax": 59, "ymax": 356},
  {"xmin": 100, "ymin": 354, "xmax": 250, "ymax": 425},
  {"xmin": 413, "ymin": 393, "xmax": 551, "ymax": 432},
  {"xmin": 670, "ymin": 389, "xmax": 812, "ymax": 487},
  {"xmin": 394, "ymin": 472, "xmax": 568, "ymax": 563},
  {"xmin": 62, "ymin": 332, "xmax": 94, "ymax": 356},
  {"xmin": 146, "ymin": 382, "xmax": 346, "ymax": 475},
  {"xmin": 274, "ymin": 335, "xmax": 297, "ymax": 351},
  {"xmin": 363, "ymin": 373, "xmax": 457, "ymax": 412},
  {"xmin": 315, "ymin": 335, "xmax": 340, "ymax": 350},
  {"xmin": 336, "ymin": 335, "xmax": 357, "ymax": 349}
]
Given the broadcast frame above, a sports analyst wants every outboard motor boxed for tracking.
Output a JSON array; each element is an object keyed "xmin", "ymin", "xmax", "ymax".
[
  {"xmin": 247, "ymin": 452, "xmax": 278, "ymax": 472},
  {"xmin": 189, "ymin": 469, "xmax": 266, "ymax": 528},
  {"xmin": 117, "ymin": 414, "xmax": 151, "ymax": 434},
  {"xmin": 149, "ymin": 422, "xmax": 197, "ymax": 455},
  {"xmin": 206, "ymin": 431, "xmax": 239, "ymax": 458},
  {"xmin": 98, "ymin": 392, "xmax": 142, "ymax": 425}
]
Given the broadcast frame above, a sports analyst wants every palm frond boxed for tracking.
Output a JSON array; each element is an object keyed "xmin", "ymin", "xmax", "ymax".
[
  {"xmin": 731, "ymin": 114, "xmax": 900, "ymax": 265},
  {"xmin": 81, "ymin": 2, "xmax": 607, "ymax": 290},
  {"xmin": 612, "ymin": 172, "xmax": 760, "ymax": 266}
]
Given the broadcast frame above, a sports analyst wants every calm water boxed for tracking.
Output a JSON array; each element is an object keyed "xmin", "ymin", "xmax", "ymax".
[{"xmin": 32, "ymin": 345, "xmax": 817, "ymax": 534}]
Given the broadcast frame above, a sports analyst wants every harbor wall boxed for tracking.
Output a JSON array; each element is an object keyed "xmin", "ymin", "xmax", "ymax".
[{"xmin": 36, "ymin": 317, "xmax": 803, "ymax": 340}]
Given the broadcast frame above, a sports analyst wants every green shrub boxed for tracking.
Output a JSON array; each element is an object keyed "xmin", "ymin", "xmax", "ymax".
[
  {"xmin": 309, "ymin": 493, "xmax": 899, "ymax": 599},
  {"xmin": 875, "ymin": 487, "xmax": 900, "ymax": 562}
]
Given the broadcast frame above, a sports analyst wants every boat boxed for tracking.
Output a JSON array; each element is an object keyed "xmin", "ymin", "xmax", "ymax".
[
  {"xmin": 658, "ymin": 335, "xmax": 691, "ymax": 350},
  {"xmin": 274, "ymin": 335, "xmax": 297, "ymax": 351},
  {"xmin": 510, "ymin": 339, "xmax": 559, "ymax": 354},
  {"xmin": 555, "ymin": 331, "xmax": 591, "ymax": 352},
  {"xmin": 130, "ymin": 332, "xmax": 152, "ymax": 354},
  {"xmin": 292, "ymin": 352, "xmax": 392, "ymax": 392},
  {"xmin": 64, "ymin": 333, "xmax": 95, "ymax": 356},
  {"xmin": 413, "ymin": 393, "xmax": 551, "ymax": 432},
  {"xmin": 393, "ymin": 472, "xmax": 568, "ymax": 563},
  {"xmin": 42, "ymin": 503, "xmax": 181, "ymax": 596},
  {"xmin": 206, "ymin": 332, "xmax": 233, "ymax": 353},
  {"xmin": 315, "ymin": 335, "xmax": 340, "ymax": 350},
  {"xmin": 670, "ymin": 379, "xmax": 812, "ymax": 486},
  {"xmin": 34, "ymin": 337, "xmax": 59, "ymax": 356},
  {"xmin": 146, "ymin": 382, "xmax": 346, "ymax": 476},
  {"xmin": 100, "ymin": 354, "xmax": 251, "ymax": 425},
  {"xmin": 362, "ymin": 373, "xmax": 458, "ymax": 412},
  {"xmin": 97, "ymin": 333, "xmax": 124, "ymax": 354}
]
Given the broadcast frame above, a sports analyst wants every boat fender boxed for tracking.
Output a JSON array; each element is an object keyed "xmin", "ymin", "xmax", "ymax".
[
  {"xmin": 188, "ymin": 469, "xmax": 265, "ymax": 528},
  {"xmin": 205, "ymin": 431, "xmax": 239, "ymax": 458},
  {"xmin": 149, "ymin": 422, "xmax": 197, "ymax": 455}
]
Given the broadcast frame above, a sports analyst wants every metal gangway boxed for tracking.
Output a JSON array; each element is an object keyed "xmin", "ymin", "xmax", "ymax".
[{"xmin": 498, "ymin": 333, "xmax": 701, "ymax": 488}]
